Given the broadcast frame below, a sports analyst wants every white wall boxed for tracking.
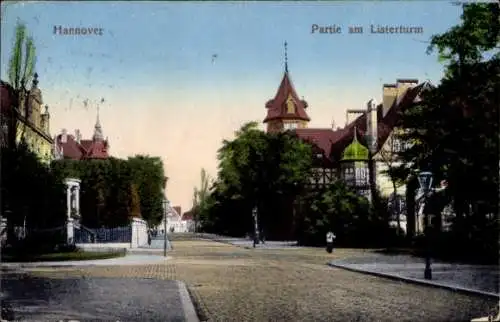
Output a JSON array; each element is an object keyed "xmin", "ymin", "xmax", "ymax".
[{"xmin": 131, "ymin": 217, "xmax": 148, "ymax": 248}]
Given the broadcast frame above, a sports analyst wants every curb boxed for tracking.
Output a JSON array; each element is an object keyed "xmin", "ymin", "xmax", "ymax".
[
  {"xmin": 328, "ymin": 262, "xmax": 500, "ymax": 300},
  {"xmin": 177, "ymin": 281, "xmax": 200, "ymax": 322}
]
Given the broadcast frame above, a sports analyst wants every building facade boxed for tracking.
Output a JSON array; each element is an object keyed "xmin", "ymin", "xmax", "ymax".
[
  {"xmin": 1, "ymin": 74, "xmax": 53, "ymax": 164},
  {"xmin": 263, "ymin": 49, "xmax": 434, "ymax": 235}
]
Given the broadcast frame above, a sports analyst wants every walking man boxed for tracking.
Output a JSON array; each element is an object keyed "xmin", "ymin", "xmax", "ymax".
[{"xmin": 326, "ymin": 231, "xmax": 336, "ymax": 253}]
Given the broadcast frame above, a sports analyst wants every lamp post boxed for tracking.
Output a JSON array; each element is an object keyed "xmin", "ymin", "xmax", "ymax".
[
  {"xmin": 163, "ymin": 198, "xmax": 170, "ymax": 257},
  {"xmin": 252, "ymin": 207, "xmax": 259, "ymax": 248},
  {"xmin": 417, "ymin": 171, "xmax": 433, "ymax": 280}
]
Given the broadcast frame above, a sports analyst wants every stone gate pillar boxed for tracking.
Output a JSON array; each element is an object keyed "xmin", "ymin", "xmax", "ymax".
[{"xmin": 64, "ymin": 178, "xmax": 81, "ymax": 244}]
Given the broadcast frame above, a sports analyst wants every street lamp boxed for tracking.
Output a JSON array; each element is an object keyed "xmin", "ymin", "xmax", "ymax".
[
  {"xmin": 252, "ymin": 207, "xmax": 259, "ymax": 248},
  {"xmin": 163, "ymin": 198, "xmax": 170, "ymax": 257},
  {"xmin": 417, "ymin": 171, "xmax": 433, "ymax": 280}
]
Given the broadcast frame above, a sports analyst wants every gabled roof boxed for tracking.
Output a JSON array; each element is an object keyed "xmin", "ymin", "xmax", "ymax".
[
  {"xmin": 376, "ymin": 81, "xmax": 432, "ymax": 149},
  {"xmin": 293, "ymin": 80, "xmax": 432, "ymax": 165},
  {"xmin": 55, "ymin": 134, "xmax": 109, "ymax": 160},
  {"xmin": 84, "ymin": 139, "xmax": 109, "ymax": 159},
  {"xmin": 264, "ymin": 71, "xmax": 310, "ymax": 123}
]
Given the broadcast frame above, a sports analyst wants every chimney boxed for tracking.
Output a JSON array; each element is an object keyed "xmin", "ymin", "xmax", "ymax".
[
  {"xmin": 382, "ymin": 84, "xmax": 398, "ymax": 117},
  {"xmin": 366, "ymin": 99, "xmax": 378, "ymax": 153},
  {"xmin": 61, "ymin": 128, "xmax": 68, "ymax": 143},
  {"xmin": 75, "ymin": 129, "xmax": 81, "ymax": 143}
]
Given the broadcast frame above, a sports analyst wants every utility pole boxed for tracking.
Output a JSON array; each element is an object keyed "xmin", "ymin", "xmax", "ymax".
[{"xmin": 164, "ymin": 199, "xmax": 169, "ymax": 257}]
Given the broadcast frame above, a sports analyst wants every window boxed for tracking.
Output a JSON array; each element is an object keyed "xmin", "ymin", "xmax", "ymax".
[
  {"xmin": 284, "ymin": 123, "xmax": 297, "ymax": 130},
  {"xmin": 286, "ymin": 95, "xmax": 295, "ymax": 114},
  {"xmin": 355, "ymin": 167, "xmax": 368, "ymax": 186},
  {"xmin": 392, "ymin": 138, "xmax": 402, "ymax": 152}
]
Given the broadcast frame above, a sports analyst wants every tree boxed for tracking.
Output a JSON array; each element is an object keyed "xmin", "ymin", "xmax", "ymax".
[
  {"xmin": 7, "ymin": 21, "xmax": 36, "ymax": 146},
  {"xmin": 1, "ymin": 145, "xmax": 66, "ymax": 246},
  {"xmin": 127, "ymin": 155, "xmax": 166, "ymax": 227},
  {"xmin": 52, "ymin": 156, "xmax": 165, "ymax": 228},
  {"xmin": 201, "ymin": 122, "xmax": 312, "ymax": 239},
  {"xmin": 298, "ymin": 180, "xmax": 377, "ymax": 247},
  {"xmin": 192, "ymin": 168, "xmax": 211, "ymax": 231},
  {"xmin": 395, "ymin": 3, "xmax": 499, "ymax": 261}
]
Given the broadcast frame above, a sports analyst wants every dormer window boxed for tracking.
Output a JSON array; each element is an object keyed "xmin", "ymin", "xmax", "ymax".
[{"xmin": 286, "ymin": 95, "xmax": 295, "ymax": 114}]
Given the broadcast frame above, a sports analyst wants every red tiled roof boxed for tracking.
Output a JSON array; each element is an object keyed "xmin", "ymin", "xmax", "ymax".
[
  {"xmin": 264, "ymin": 72, "xmax": 310, "ymax": 123},
  {"xmin": 284, "ymin": 80, "xmax": 431, "ymax": 166},
  {"xmin": 294, "ymin": 128, "xmax": 345, "ymax": 158},
  {"xmin": 80, "ymin": 140, "xmax": 92, "ymax": 151},
  {"xmin": 55, "ymin": 134, "xmax": 109, "ymax": 160},
  {"xmin": 56, "ymin": 134, "xmax": 85, "ymax": 160},
  {"xmin": 85, "ymin": 140, "xmax": 109, "ymax": 159}
]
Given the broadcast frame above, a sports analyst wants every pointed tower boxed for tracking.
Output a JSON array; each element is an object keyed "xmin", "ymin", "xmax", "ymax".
[
  {"xmin": 92, "ymin": 105, "xmax": 104, "ymax": 141},
  {"xmin": 85, "ymin": 105, "xmax": 109, "ymax": 159},
  {"xmin": 264, "ymin": 42, "xmax": 310, "ymax": 133}
]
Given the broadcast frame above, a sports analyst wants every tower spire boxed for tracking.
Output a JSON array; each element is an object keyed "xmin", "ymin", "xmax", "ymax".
[
  {"xmin": 353, "ymin": 125, "xmax": 358, "ymax": 141},
  {"xmin": 93, "ymin": 101, "xmax": 104, "ymax": 141},
  {"xmin": 284, "ymin": 41, "xmax": 288, "ymax": 73}
]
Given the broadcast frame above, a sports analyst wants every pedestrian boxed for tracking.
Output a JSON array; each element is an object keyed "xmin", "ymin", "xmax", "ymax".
[
  {"xmin": 326, "ymin": 231, "xmax": 336, "ymax": 253},
  {"xmin": 147, "ymin": 230, "xmax": 152, "ymax": 246}
]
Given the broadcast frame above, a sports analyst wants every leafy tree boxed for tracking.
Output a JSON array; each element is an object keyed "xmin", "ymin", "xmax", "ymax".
[
  {"xmin": 127, "ymin": 155, "xmax": 166, "ymax": 227},
  {"xmin": 52, "ymin": 156, "xmax": 165, "ymax": 228},
  {"xmin": 7, "ymin": 21, "xmax": 36, "ymax": 146},
  {"xmin": 192, "ymin": 168, "xmax": 212, "ymax": 231},
  {"xmin": 298, "ymin": 180, "xmax": 379, "ymax": 247},
  {"xmin": 1, "ymin": 145, "xmax": 65, "ymax": 246},
  {"xmin": 395, "ymin": 3, "xmax": 499, "ymax": 261},
  {"xmin": 201, "ymin": 122, "xmax": 312, "ymax": 239}
]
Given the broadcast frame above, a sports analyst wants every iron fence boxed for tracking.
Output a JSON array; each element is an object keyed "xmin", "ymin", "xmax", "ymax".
[{"xmin": 75, "ymin": 225, "xmax": 132, "ymax": 243}]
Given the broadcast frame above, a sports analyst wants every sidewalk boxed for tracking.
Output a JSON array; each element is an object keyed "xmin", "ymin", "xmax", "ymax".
[
  {"xmin": 329, "ymin": 253, "xmax": 499, "ymax": 299},
  {"xmin": 1, "ymin": 272, "xmax": 198, "ymax": 322},
  {"xmin": 1, "ymin": 254, "xmax": 170, "ymax": 268}
]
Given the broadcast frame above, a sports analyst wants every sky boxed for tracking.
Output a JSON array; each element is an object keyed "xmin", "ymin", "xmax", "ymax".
[{"xmin": 1, "ymin": 1, "xmax": 463, "ymax": 213}]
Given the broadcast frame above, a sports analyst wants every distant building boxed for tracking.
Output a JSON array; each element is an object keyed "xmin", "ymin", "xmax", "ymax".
[
  {"xmin": 1, "ymin": 74, "xmax": 53, "ymax": 164},
  {"xmin": 53, "ymin": 112, "xmax": 110, "ymax": 160},
  {"xmin": 156, "ymin": 205, "xmax": 189, "ymax": 233}
]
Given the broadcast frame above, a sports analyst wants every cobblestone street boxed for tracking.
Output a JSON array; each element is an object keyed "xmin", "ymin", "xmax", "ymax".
[{"xmin": 26, "ymin": 240, "xmax": 497, "ymax": 321}]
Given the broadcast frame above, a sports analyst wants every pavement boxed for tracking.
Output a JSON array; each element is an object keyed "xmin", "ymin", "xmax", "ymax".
[
  {"xmin": 1, "ymin": 254, "xmax": 171, "ymax": 268},
  {"xmin": 1, "ymin": 272, "xmax": 198, "ymax": 322},
  {"xmin": 329, "ymin": 252, "xmax": 500, "ymax": 299},
  {"xmin": 6, "ymin": 239, "xmax": 497, "ymax": 321},
  {"xmin": 0, "ymin": 236, "xmax": 197, "ymax": 322}
]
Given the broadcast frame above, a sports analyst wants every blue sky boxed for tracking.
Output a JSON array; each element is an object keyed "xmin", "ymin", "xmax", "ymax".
[{"xmin": 0, "ymin": 1, "xmax": 463, "ymax": 211}]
